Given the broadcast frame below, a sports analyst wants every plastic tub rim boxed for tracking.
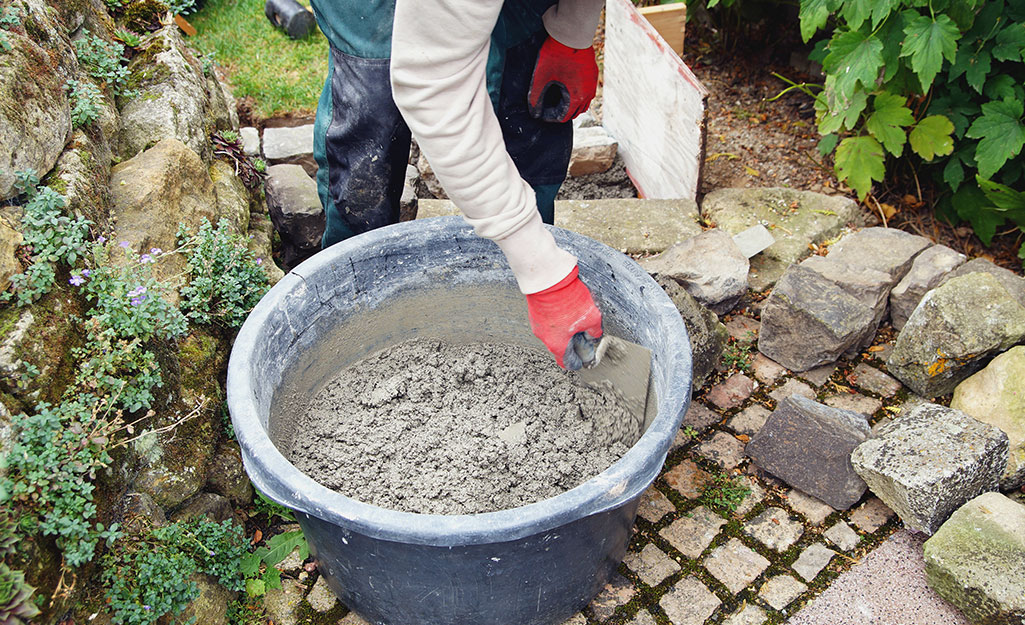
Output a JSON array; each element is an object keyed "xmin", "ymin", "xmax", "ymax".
[{"xmin": 227, "ymin": 216, "xmax": 691, "ymax": 547}]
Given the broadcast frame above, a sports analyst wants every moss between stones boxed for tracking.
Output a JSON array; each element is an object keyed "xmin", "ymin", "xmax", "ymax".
[{"xmin": 120, "ymin": 0, "xmax": 168, "ymax": 32}]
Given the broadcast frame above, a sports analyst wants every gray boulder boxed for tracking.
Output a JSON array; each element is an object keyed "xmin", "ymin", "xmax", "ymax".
[
  {"xmin": 924, "ymin": 492, "xmax": 1025, "ymax": 625},
  {"xmin": 170, "ymin": 492, "xmax": 235, "ymax": 524},
  {"xmin": 266, "ymin": 164, "xmax": 324, "ymax": 270},
  {"xmin": 889, "ymin": 244, "xmax": 967, "ymax": 330},
  {"xmin": 951, "ymin": 346, "xmax": 1025, "ymax": 490},
  {"xmin": 942, "ymin": 258, "xmax": 1025, "ymax": 309},
  {"xmin": 263, "ymin": 124, "xmax": 316, "ymax": 176},
  {"xmin": 823, "ymin": 227, "xmax": 932, "ymax": 284},
  {"xmin": 758, "ymin": 264, "xmax": 877, "ymax": 371},
  {"xmin": 0, "ymin": 0, "xmax": 74, "ymax": 198},
  {"xmin": 45, "ymin": 128, "xmax": 115, "ymax": 229},
  {"xmin": 209, "ymin": 160, "xmax": 251, "ymax": 235},
  {"xmin": 799, "ymin": 255, "xmax": 891, "ymax": 354},
  {"xmin": 887, "ymin": 273, "xmax": 1025, "ymax": 398},
  {"xmin": 569, "ymin": 125, "xmax": 617, "ymax": 176},
  {"xmin": 746, "ymin": 395, "xmax": 871, "ymax": 510},
  {"xmin": 241, "ymin": 126, "xmax": 261, "ymax": 156},
  {"xmin": 851, "ymin": 403, "xmax": 1009, "ymax": 535},
  {"xmin": 656, "ymin": 276, "xmax": 727, "ymax": 389},
  {"xmin": 0, "ymin": 217, "xmax": 22, "ymax": 292},
  {"xmin": 641, "ymin": 228, "xmax": 748, "ymax": 314},
  {"xmin": 247, "ymin": 213, "xmax": 285, "ymax": 286},
  {"xmin": 700, "ymin": 187, "xmax": 866, "ymax": 290}
]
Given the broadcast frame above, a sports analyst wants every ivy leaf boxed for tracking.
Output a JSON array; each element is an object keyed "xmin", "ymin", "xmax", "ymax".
[
  {"xmin": 977, "ymin": 175, "xmax": 1025, "ymax": 211},
  {"xmin": 993, "ymin": 23, "xmax": 1025, "ymax": 61},
  {"xmin": 799, "ymin": 0, "xmax": 834, "ymax": 42},
  {"xmin": 823, "ymin": 30, "xmax": 884, "ymax": 98},
  {"xmin": 966, "ymin": 98, "xmax": 1025, "ymax": 178},
  {"xmin": 866, "ymin": 92, "xmax": 914, "ymax": 156},
  {"xmin": 901, "ymin": 13, "xmax": 960, "ymax": 91},
  {"xmin": 910, "ymin": 114, "xmax": 955, "ymax": 160},
  {"xmin": 835, "ymin": 135, "xmax": 885, "ymax": 200},
  {"xmin": 952, "ymin": 183, "xmax": 1003, "ymax": 245},
  {"xmin": 841, "ymin": 0, "xmax": 874, "ymax": 30}
]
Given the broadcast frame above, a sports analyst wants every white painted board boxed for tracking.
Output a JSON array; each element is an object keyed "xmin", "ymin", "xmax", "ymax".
[{"xmin": 603, "ymin": 0, "xmax": 708, "ymax": 200}]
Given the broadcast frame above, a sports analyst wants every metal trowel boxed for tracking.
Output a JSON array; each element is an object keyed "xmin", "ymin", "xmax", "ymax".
[{"xmin": 571, "ymin": 333, "xmax": 652, "ymax": 427}]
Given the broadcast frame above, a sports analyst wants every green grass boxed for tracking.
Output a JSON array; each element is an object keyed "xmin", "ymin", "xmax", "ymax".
[{"xmin": 190, "ymin": 0, "xmax": 327, "ymax": 119}]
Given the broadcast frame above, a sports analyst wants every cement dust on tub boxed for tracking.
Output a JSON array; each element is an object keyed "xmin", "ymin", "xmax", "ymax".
[{"xmin": 226, "ymin": 217, "xmax": 692, "ymax": 625}]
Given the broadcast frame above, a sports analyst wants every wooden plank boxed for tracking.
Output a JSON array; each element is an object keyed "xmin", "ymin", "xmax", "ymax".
[
  {"xmin": 603, "ymin": 0, "xmax": 708, "ymax": 200},
  {"xmin": 174, "ymin": 13, "xmax": 197, "ymax": 36},
  {"xmin": 638, "ymin": 3, "xmax": 686, "ymax": 55}
]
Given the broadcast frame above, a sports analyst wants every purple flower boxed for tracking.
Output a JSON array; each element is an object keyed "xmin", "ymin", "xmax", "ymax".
[
  {"xmin": 119, "ymin": 241, "xmax": 131, "ymax": 249},
  {"xmin": 139, "ymin": 254, "xmax": 154, "ymax": 264},
  {"xmin": 256, "ymin": 258, "xmax": 263, "ymax": 265},
  {"xmin": 142, "ymin": 605, "xmax": 152, "ymax": 611},
  {"xmin": 131, "ymin": 295, "xmax": 147, "ymax": 306},
  {"xmin": 96, "ymin": 236, "xmax": 107, "ymax": 244},
  {"xmin": 150, "ymin": 247, "xmax": 162, "ymax": 254},
  {"xmin": 69, "ymin": 274, "xmax": 85, "ymax": 286},
  {"xmin": 128, "ymin": 286, "xmax": 147, "ymax": 298},
  {"xmin": 82, "ymin": 269, "xmax": 91, "ymax": 277}
]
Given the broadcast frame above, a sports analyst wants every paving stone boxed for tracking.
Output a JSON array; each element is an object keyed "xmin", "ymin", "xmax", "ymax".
[
  {"xmin": 851, "ymin": 402, "xmax": 1009, "ymax": 534},
  {"xmin": 759, "ymin": 575, "xmax": 808, "ymax": 611},
  {"xmin": 663, "ymin": 459, "xmax": 710, "ymax": 499},
  {"xmin": 659, "ymin": 576, "xmax": 721, "ymax": 625},
  {"xmin": 792, "ymin": 543, "xmax": 836, "ymax": 582},
  {"xmin": 734, "ymin": 475, "xmax": 767, "ymax": 518},
  {"xmin": 744, "ymin": 507, "xmax": 804, "ymax": 552},
  {"xmin": 824, "ymin": 521, "xmax": 861, "ymax": 552},
  {"xmin": 752, "ymin": 353, "xmax": 787, "ymax": 385},
  {"xmin": 730, "ymin": 404, "xmax": 771, "ymax": 436},
  {"xmin": 823, "ymin": 392, "xmax": 882, "ymax": 417},
  {"xmin": 338, "ymin": 612, "xmax": 371, "ymax": 624},
  {"xmin": 697, "ymin": 431, "xmax": 748, "ymax": 470},
  {"xmin": 703, "ymin": 538, "xmax": 771, "ymax": 594},
  {"xmin": 637, "ymin": 486, "xmax": 676, "ymax": 523},
  {"xmin": 660, "ymin": 506, "xmax": 727, "ymax": 558},
  {"xmin": 682, "ymin": 401, "xmax": 721, "ymax": 435},
  {"xmin": 851, "ymin": 363, "xmax": 902, "ymax": 397},
  {"xmin": 707, "ymin": 372, "xmax": 757, "ymax": 410},
  {"xmin": 725, "ymin": 315, "xmax": 759, "ymax": 343},
  {"xmin": 723, "ymin": 603, "xmax": 768, "ymax": 625},
  {"xmin": 800, "ymin": 362, "xmax": 836, "ymax": 387},
  {"xmin": 624, "ymin": 543, "xmax": 681, "ymax": 587},
  {"xmin": 263, "ymin": 578, "xmax": 305, "ymax": 625},
  {"xmin": 746, "ymin": 396, "xmax": 871, "ymax": 510},
  {"xmin": 768, "ymin": 379, "xmax": 815, "ymax": 404},
  {"xmin": 785, "ymin": 489, "xmax": 836, "ymax": 525},
  {"xmin": 626, "ymin": 609, "xmax": 658, "ymax": 625},
  {"xmin": 848, "ymin": 498, "xmax": 896, "ymax": 533},
  {"xmin": 588, "ymin": 573, "xmax": 636, "ymax": 621},
  {"xmin": 306, "ymin": 576, "xmax": 337, "ymax": 612}
]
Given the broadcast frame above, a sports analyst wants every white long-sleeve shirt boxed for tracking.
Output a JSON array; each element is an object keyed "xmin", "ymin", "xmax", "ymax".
[{"xmin": 391, "ymin": 0, "xmax": 603, "ymax": 294}]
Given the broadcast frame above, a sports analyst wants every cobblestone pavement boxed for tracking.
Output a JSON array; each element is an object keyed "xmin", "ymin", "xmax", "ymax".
[{"xmin": 269, "ymin": 312, "xmax": 957, "ymax": 625}]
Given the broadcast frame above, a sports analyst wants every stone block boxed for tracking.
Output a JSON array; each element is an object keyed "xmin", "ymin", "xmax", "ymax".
[
  {"xmin": 759, "ymin": 575, "xmax": 807, "ymax": 611},
  {"xmin": 706, "ymin": 372, "xmax": 757, "ymax": 410},
  {"xmin": 265, "ymin": 164, "xmax": 325, "ymax": 270},
  {"xmin": 637, "ymin": 486, "xmax": 675, "ymax": 523},
  {"xmin": 823, "ymin": 392, "xmax": 882, "ymax": 418},
  {"xmin": 725, "ymin": 315, "xmax": 759, "ymax": 344},
  {"xmin": 660, "ymin": 506, "xmax": 726, "ymax": 558},
  {"xmin": 703, "ymin": 538, "xmax": 770, "ymax": 593},
  {"xmin": 792, "ymin": 543, "xmax": 835, "ymax": 582},
  {"xmin": 640, "ymin": 228, "xmax": 749, "ymax": 314},
  {"xmin": 697, "ymin": 431, "xmax": 747, "ymax": 470},
  {"xmin": 924, "ymin": 492, "xmax": 1025, "ymax": 625},
  {"xmin": 800, "ymin": 254, "xmax": 892, "ymax": 353},
  {"xmin": 657, "ymin": 277, "xmax": 728, "ymax": 389},
  {"xmin": 825, "ymin": 227, "xmax": 932, "ymax": 283},
  {"xmin": 752, "ymin": 353, "xmax": 787, "ymax": 384},
  {"xmin": 848, "ymin": 497, "xmax": 896, "ymax": 533},
  {"xmin": 851, "ymin": 402, "xmax": 1009, "ymax": 534},
  {"xmin": 850, "ymin": 363, "xmax": 902, "ymax": 398},
  {"xmin": 768, "ymin": 379, "xmax": 815, "ymax": 404},
  {"xmin": 887, "ymin": 273, "xmax": 1025, "ymax": 398},
  {"xmin": 758, "ymin": 264, "xmax": 878, "ymax": 372},
  {"xmin": 889, "ymin": 244, "xmax": 966, "ymax": 330},
  {"xmin": 659, "ymin": 577, "xmax": 720, "ymax": 625},
  {"xmin": 733, "ymin": 475, "xmax": 766, "ymax": 517},
  {"xmin": 569, "ymin": 125, "xmax": 618, "ymax": 176},
  {"xmin": 942, "ymin": 258, "xmax": 1025, "ymax": 309},
  {"xmin": 724, "ymin": 604, "xmax": 767, "ymax": 625},
  {"xmin": 663, "ymin": 459, "xmax": 710, "ymax": 499},
  {"xmin": 624, "ymin": 543, "xmax": 680, "ymax": 586},
  {"xmin": 743, "ymin": 507, "xmax": 804, "ymax": 552},
  {"xmin": 824, "ymin": 521, "xmax": 860, "ymax": 552},
  {"xmin": 241, "ymin": 126, "xmax": 260, "ymax": 156},
  {"xmin": 588, "ymin": 573, "xmax": 635, "ymax": 621},
  {"xmin": 799, "ymin": 362, "xmax": 836, "ymax": 387},
  {"xmin": 730, "ymin": 404, "xmax": 771, "ymax": 436},
  {"xmin": 786, "ymin": 488, "xmax": 835, "ymax": 525},
  {"xmin": 746, "ymin": 396, "xmax": 871, "ymax": 510},
  {"xmin": 263, "ymin": 124, "xmax": 315, "ymax": 171},
  {"xmin": 681, "ymin": 401, "xmax": 721, "ymax": 436},
  {"xmin": 951, "ymin": 346, "xmax": 1025, "ymax": 490}
]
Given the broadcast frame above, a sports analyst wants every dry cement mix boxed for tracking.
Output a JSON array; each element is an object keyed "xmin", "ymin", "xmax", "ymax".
[{"xmin": 284, "ymin": 337, "xmax": 640, "ymax": 515}]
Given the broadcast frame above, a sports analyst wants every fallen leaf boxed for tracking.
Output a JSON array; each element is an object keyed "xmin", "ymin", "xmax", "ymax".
[
  {"xmin": 252, "ymin": 529, "xmax": 263, "ymax": 545},
  {"xmin": 868, "ymin": 345, "xmax": 885, "ymax": 352},
  {"xmin": 736, "ymin": 434, "xmax": 750, "ymax": 442}
]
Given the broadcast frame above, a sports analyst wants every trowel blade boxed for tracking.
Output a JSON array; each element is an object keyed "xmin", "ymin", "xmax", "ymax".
[{"xmin": 575, "ymin": 336, "xmax": 652, "ymax": 427}]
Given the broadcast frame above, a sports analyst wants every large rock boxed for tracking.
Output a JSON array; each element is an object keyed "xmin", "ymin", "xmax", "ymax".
[
  {"xmin": 265, "ymin": 164, "xmax": 324, "ymax": 270},
  {"xmin": 924, "ymin": 492, "xmax": 1025, "ymax": 625},
  {"xmin": 951, "ymin": 346, "xmax": 1025, "ymax": 490},
  {"xmin": 851, "ymin": 403, "xmax": 1009, "ymax": 535},
  {"xmin": 209, "ymin": 160, "xmax": 251, "ymax": 235},
  {"xmin": 246, "ymin": 213, "xmax": 285, "ymax": 286},
  {"xmin": 942, "ymin": 258, "xmax": 1025, "ymax": 308},
  {"xmin": 823, "ymin": 227, "xmax": 932, "ymax": 284},
  {"xmin": 183, "ymin": 573, "xmax": 237, "ymax": 625},
  {"xmin": 0, "ymin": 0, "xmax": 75, "ymax": 198},
  {"xmin": 887, "ymin": 273, "xmax": 1025, "ymax": 398},
  {"xmin": 746, "ymin": 395, "xmax": 871, "ymax": 510},
  {"xmin": 120, "ymin": 26, "xmax": 230, "ymax": 159},
  {"xmin": 889, "ymin": 244, "xmax": 967, "ymax": 330},
  {"xmin": 758, "ymin": 264, "xmax": 877, "ymax": 371},
  {"xmin": 700, "ymin": 187, "xmax": 867, "ymax": 290},
  {"xmin": 799, "ymin": 255, "xmax": 891, "ymax": 353},
  {"xmin": 0, "ymin": 216, "xmax": 22, "ymax": 291},
  {"xmin": 264, "ymin": 124, "xmax": 317, "ymax": 176},
  {"xmin": 641, "ymin": 229, "xmax": 748, "ymax": 314},
  {"xmin": 656, "ymin": 276, "xmax": 727, "ymax": 389},
  {"xmin": 569, "ymin": 125, "xmax": 618, "ymax": 176},
  {"xmin": 45, "ymin": 128, "xmax": 115, "ymax": 229}
]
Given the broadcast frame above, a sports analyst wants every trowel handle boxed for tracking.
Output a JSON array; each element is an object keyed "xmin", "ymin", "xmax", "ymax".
[{"xmin": 569, "ymin": 332, "xmax": 601, "ymax": 369}]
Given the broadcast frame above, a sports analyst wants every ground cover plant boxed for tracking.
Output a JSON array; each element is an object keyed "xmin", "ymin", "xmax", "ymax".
[{"xmin": 189, "ymin": 0, "xmax": 326, "ymax": 118}]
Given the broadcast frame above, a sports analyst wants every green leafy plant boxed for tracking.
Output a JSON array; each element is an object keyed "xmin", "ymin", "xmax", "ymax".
[
  {"xmin": 73, "ymin": 29, "xmax": 134, "ymax": 98},
  {"xmin": 795, "ymin": 0, "xmax": 1025, "ymax": 262},
  {"xmin": 722, "ymin": 336, "xmax": 753, "ymax": 372},
  {"xmin": 177, "ymin": 218, "xmax": 269, "ymax": 328},
  {"xmin": 252, "ymin": 490, "xmax": 295, "ymax": 524},
  {"xmin": 2, "ymin": 171, "xmax": 92, "ymax": 306},
  {"xmin": 0, "ymin": 562, "xmax": 40, "ymax": 625},
  {"xmin": 211, "ymin": 132, "xmax": 266, "ymax": 190},
  {"xmin": 67, "ymin": 79, "xmax": 104, "ymax": 129},
  {"xmin": 0, "ymin": 5, "xmax": 21, "ymax": 52},
  {"xmin": 700, "ymin": 472, "xmax": 751, "ymax": 514},
  {"xmin": 114, "ymin": 28, "xmax": 143, "ymax": 48},
  {"xmin": 240, "ymin": 530, "xmax": 308, "ymax": 597}
]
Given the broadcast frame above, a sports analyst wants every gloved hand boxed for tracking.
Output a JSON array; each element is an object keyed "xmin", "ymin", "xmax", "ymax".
[
  {"xmin": 528, "ymin": 36, "xmax": 598, "ymax": 123},
  {"xmin": 525, "ymin": 266, "xmax": 603, "ymax": 370}
]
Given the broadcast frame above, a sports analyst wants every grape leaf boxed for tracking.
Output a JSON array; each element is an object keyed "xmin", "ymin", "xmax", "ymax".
[
  {"xmin": 965, "ymin": 49, "xmax": 992, "ymax": 94},
  {"xmin": 835, "ymin": 135, "xmax": 885, "ymax": 200},
  {"xmin": 818, "ymin": 133, "xmax": 840, "ymax": 156},
  {"xmin": 910, "ymin": 114, "xmax": 955, "ymax": 160},
  {"xmin": 977, "ymin": 175, "xmax": 1025, "ymax": 211},
  {"xmin": 993, "ymin": 23, "xmax": 1025, "ymax": 61},
  {"xmin": 823, "ymin": 30, "xmax": 884, "ymax": 98},
  {"xmin": 871, "ymin": 0, "xmax": 903, "ymax": 30},
  {"xmin": 878, "ymin": 14, "xmax": 908, "ymax": 83},
  {"xmin": 799, "ymin": 0, "xmax": 834, "ymax": 42},
  {"xmin": 943, "ymin": 153, "xmax": 966, "ymax": 191},
  {"xmin": 841, "ymin": 0, "xmax": 873, "ymax": 30},
  {"xmin": 984, "ymin": 74, "xmax": 1025, "ymax": 104},
  {"xmin": 246, "ymin": 578, "xmax": 266, "ymax": 598},
  {"xmin": 900, "ymin": 13, "xmax": 960, "ymax": 91},
  {"xmin": 816, "ymin": 76, "xmax": 867, "ymax": 134},
  {"xmin": 966, "ymin": 98, "xmax": 1025, "ymax": 178},
  {"xmin": 866, "ymin": 92, "xmax": 914, "ymax": 155}
]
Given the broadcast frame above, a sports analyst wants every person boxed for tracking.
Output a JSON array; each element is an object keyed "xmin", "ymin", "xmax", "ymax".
[{"xmin": 309, "ymin": 0, "xmax": 605, "ymax": 369}]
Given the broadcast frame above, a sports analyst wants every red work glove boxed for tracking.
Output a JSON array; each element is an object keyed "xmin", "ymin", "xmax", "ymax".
[
  {"xmin": 528, "ymin": 36, "xmax": 598, "ymax": 123},
  {"xmin": 525, "ymin": 266, "xmax": 603, "ymax": 370}
]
